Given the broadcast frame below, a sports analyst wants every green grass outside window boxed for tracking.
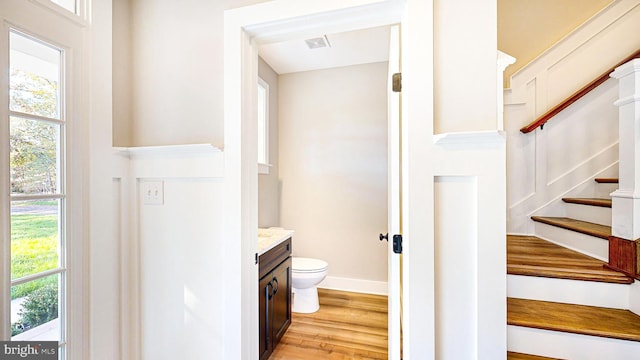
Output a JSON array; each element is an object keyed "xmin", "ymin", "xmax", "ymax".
[{"xmin": 11, "ymin": 212, "xmax": 58, "ymax": 299}]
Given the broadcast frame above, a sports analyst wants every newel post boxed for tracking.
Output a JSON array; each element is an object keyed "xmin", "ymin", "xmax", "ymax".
[
  {"xmin": 497, "ymin": 51, "xmax": 515, "ymax": 131},
  {"xmin": 609, "ymin": 59, "xmax": 640, "ymax": 278}
]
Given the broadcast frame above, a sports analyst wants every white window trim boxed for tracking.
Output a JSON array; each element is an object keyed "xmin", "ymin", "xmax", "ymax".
[
  {"xmin": 7, "ymin": 25, "xmax": 70, "ymax": 350},
  {"xmin": 29, "ymin": 0, "xmax": 91, "ymax": 26},
  {"xmin": 0, "ymin": 2, "xmax": 89, "ymax": 358},
  {"xmin": 257, "ymin": 77, "xmax": 271, "ymax": 175}
]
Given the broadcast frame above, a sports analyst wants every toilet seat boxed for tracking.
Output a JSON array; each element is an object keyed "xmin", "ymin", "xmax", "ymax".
[{"xmin": 292, "ymin": 257, "xmax": 328, "ymax": 273}]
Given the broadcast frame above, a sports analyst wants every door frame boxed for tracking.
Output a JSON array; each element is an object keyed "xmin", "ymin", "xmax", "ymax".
[{"xmin": 223, "ymin": 0, "xmax": 435, "ymax": 358}]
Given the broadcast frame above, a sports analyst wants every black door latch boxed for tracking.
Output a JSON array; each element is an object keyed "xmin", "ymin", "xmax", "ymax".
[{"xmin": 393, "ymin": 234, "xmax": 402, "ymax": 254}]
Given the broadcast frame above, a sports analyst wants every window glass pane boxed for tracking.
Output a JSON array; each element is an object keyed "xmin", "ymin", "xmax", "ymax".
[
  {"xmin": 10, "ymin": 199, "xmax": 60, "ymax": 281},
  {"xmin": 10, "ymin": 117, "xmax": 61, "ymax": 195},
  {"xmin": 11, "ymin": 273, "xmax": 60, "ymax": 341},
  {"xmin": 10, "ymin": 31, "xmax": 61, "ymax": 119},
  {"xmin": 51, "ymin": 0, "xmax": 76, "ymax": 14},
  {"xmin": 257, "ymin": 82, "xmax": 267, "ymax": 164}
]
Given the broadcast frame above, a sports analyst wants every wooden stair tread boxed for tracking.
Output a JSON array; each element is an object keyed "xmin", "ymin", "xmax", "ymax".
[
  {"xmin": 508, "ymin": 298, "xmax": 640, "ymax": 342},
  {"xmin": 531, "ymin": 216, "xmax": 611, "ymax": 240},
  {"xmin": 507, "ymin": 236, "xmax": 633, "ymax": 284},
  {"xmin": 594, "ymin": 177, "xmax": 619, "ymax": 183},
  {"xmin": 507, "ymin": 352, "xmax": 563, "ymax": 360},
  {"xmin": 562, "ymin": 197, "xmax": 611, "ymax": 208}
]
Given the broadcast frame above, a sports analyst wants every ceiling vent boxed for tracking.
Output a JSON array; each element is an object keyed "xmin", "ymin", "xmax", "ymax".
[{"xmin": 305, "ymin": 35, "xmax": 331, "ymax": 49}]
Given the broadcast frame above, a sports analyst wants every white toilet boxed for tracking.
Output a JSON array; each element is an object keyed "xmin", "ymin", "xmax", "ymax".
[{"xmin": 291, "ymin": 257, "xmax": 329, "ymax": 313}]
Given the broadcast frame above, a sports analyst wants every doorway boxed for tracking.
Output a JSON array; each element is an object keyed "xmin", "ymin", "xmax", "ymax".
[
  {"xmin": 257, "ymin": 28, "xmax": 392, "ymax": 358},
  {"xmin": 222, "ymin": 1, "xmax": 427, "ymax": 358}
]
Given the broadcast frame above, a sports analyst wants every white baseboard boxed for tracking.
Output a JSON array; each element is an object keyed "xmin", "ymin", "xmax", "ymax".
[{"xmin": 318, "ymin": 276, "xmax": 388, "ymax": 295}]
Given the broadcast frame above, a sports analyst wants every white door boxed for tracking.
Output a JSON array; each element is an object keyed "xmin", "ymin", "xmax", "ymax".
[{"xmin": 387, "ymin": 24, "xmax": 402, "ymax": 360}]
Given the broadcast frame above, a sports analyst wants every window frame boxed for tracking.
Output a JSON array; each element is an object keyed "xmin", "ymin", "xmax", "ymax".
[
  {"xmin": 31, "ymin": 0, "xmax": 91, "ymax": 25},
  {"xmin": 8, "ymin": 25, "xmax": 68, "ymax": 349},
  {"xmin": 0, "ymin": 2, "xmax": 89, "ymax": 358},
  {"xmin": 257, "ymin": 77, "xmax": 271, "ymax": 175}
]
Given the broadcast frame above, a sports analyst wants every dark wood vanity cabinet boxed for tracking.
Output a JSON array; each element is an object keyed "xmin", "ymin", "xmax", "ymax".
[{"xmin": 259, "ymin": 238, "xmax": 292, "ymax": 360}]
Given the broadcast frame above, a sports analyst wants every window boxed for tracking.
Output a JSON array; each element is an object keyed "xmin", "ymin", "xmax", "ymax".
[
  {"xmin": 258, "ymin": 77, "xmax": 270, "ymax": 174},
  {"xmin": 8, "ymin": 29, "xmax": 66, "ymax": 352},
  {"xmin": 50, "ymin": 0, "xmax": 76, "ymax": 14}
]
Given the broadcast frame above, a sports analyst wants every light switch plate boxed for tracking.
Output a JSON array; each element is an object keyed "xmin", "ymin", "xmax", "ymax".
[{"xmin": 142, "ymin": 181, "xmax": 164, "ymax": 205}]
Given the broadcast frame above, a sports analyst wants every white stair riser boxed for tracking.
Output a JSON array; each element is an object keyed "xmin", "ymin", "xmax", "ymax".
[
  {"xmin": 565, "ymin": 203, "xmax": 612, "ymax": 227},
  {"xmin": 595, "ymin": 183, "xmax": 618, "ymax": 199},
  {"xmin": 534, "ymin": 222, "xmax": 608, "ymax": 261},
  {"xmin": 508, "ymin": 325, "xmax": 640, "ymax": 359},
  {"xmin": 508, "ymin": 275, "xmax": 629, "ymax": 309}
]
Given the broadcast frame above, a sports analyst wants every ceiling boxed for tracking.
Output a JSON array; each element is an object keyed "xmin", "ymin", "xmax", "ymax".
[
  {"xmin": 260, "ymin": 0, "xmax": 613, "ymax": 78},
  {"xmin": 259, "ymin": 26, "xmax": 391, "ymax": 75},
  {"xmin": 499, "ymin": 0, "xmax": 613, "ymax": 83}
]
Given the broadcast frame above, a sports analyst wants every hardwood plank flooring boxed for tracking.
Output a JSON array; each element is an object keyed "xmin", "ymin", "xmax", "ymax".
[
  {"xmin": 507, "ymin": 235, "xmax": 633, "ymax": 284},
  {"xmin": 530, "ymin": 216, "xmax": 611, "ymax": 239},
  {"xmin": 508, "ymin": 298, "xmax": 640, "ymax": 342},
  {"xmin": 507, "ymin": 352, "xmax": 563, "ymax": 360},
  {"xmin": 270, "ymin": 288, "xmax": 388, "ymax": 359}
]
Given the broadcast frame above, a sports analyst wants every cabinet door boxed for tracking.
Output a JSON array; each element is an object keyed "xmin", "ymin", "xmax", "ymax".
[
  {"xmin": 259, "ymin": 274, "xmax": 272, "ymax": 360},
  {"xmin": 271, "ymin": 257, "xmax": 292, "ymax": 344}
]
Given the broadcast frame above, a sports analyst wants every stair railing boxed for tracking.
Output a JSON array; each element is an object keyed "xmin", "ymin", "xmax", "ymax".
[{"xmin": 520, "ymin": 49, "xmax": 640, "ymax": 134}]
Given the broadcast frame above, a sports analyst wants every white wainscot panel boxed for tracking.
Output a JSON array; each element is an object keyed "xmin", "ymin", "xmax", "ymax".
[
  {"xmin": 139, "ymin": 179, "xmax": 226, "ymax": 360},
  {"xmin": 434, "ymin": 176, "xmax": 478, "ymax": 360},
  {"xmin": 113, "ymin": 144, "xmax": 226, "ymax": 360},
  {"xmin": 545, "ymin": 79, "xmax": 619, "ymax": 185}
]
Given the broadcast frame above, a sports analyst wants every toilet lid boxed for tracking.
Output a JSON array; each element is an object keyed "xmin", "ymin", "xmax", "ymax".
[{"xmin": 292, "ymin": 257, "xmax": 328, "ymax": 273}]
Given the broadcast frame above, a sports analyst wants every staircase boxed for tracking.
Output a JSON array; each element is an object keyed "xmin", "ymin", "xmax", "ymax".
[{"xmin": 507, "ymin": 177, "xmax": 640, "ymax": 359}]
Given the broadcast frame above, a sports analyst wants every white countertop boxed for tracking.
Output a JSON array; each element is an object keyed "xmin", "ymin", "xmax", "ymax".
[{"xmin": 258, "ymin": 227, "xmax": 294, "ymax": 256}]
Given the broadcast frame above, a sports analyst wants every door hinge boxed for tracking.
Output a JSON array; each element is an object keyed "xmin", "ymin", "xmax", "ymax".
[
  {"xmin": 392, "ymin": 73, "xmax": 402, "ymax": 93},
  {"xmin": 393, "ymin": 234, "xmax": 402, "ymax": 254}
]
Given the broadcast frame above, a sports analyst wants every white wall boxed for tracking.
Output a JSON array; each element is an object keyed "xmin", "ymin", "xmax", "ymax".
[
  {"xmin": 258, "ymin": 57, "xmax": 280, "ymax": 228},
  {"xmin": 127, "ymin": 0, "xmax": 270, "ymax": 147},
  {"xmin": 434, "ymin": 0, "xmax": 497, "ymax": 133},
  {"xmin": 112, "ymin": 0, "xmax": 132, "ymax": 147},
  {"xmin": 505, "ymin": 1, "xmax": 640, "ymax": 234},
  {"xmin": 278, "ymin": 62, "xmax": 389, "ymax": 290}
]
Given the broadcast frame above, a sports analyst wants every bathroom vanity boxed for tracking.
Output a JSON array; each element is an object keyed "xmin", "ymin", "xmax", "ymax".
[{"xmin": 258, "ymin": 228, "xmax": 293, "ymax": 360}]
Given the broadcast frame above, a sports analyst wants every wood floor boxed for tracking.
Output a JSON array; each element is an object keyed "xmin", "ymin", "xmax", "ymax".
[
  {"xmin": 270, "ymin": 287, "xmax": 559, "ymax": 359},
  {"xmin": 508, "ymin": 297, "xmax": 640, "ymax": 342},
  {"xmin": 507, "ymin": 235, "xmax": 633, "ymax": 284},
  {"xmin": 270, "ymin": 288, "xmax": 388, "ymax": 359}
]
